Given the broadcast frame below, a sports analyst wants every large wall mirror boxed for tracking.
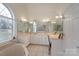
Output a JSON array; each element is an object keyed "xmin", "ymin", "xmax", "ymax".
[{"xmin": 17, "ymin": 18, "xmax": 63, "ymax": 33}]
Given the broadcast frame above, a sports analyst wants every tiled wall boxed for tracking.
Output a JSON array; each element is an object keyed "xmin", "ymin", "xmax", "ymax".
[{"xmin": 63, "ymin": 4, "xmax": 79, "ymax": 55}]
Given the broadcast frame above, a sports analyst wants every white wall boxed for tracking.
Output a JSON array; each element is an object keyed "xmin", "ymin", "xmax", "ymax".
[
  {"xmin": 7, "ymin": 3, "xmax": 70, "ymax": 20},
  {"xmin": 63, "ymin": 4, "xmax": 79, "ymax": 55}
]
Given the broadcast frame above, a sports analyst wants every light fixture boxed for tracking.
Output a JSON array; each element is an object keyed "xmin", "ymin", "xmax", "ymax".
[
  {"xmin": 42, "ymin": 18, "xmax": 50, "ymax": 22},
  {"xmin": 21, "ymin": 18, "xmax": 27, "ymax": 22},
  {"xmin": 29, "ymin": 21, "xmax": 33, "ymax": 24},
  {"xmin": 55, "ymin": 15, "xmax": 63, "ymax": 19},
  {"xmin": 60, "ymin": 15, "xmax": 63, "ymax": 18},
  {"xmin": 55, "ymin": 16, "xmax": 59, "ymax": 19}
]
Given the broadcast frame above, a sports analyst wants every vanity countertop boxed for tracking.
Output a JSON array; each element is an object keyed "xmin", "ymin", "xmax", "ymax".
[{"xmin": 48, "ymin": 33, "xmax": 63, "ymax": 40}]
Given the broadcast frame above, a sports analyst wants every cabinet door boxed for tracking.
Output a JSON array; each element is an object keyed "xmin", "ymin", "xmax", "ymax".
[{"xmin": 51, "ymin": 40, "xmax": 63, "ymax": 56}]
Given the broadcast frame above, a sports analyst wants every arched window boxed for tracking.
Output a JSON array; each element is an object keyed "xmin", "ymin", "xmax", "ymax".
[{"xmin": 0, "ymin": 3, "xmax": 15, "ymax": 43}]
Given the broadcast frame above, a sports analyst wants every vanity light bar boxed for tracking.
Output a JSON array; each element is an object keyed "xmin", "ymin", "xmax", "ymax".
[
  {"xmin": 21, "ymin": 18, "xmax": 27, "ymax": 22},
  {"xmin": 55, "ymin": 15, "xmax": 63, "ymax": 19}
]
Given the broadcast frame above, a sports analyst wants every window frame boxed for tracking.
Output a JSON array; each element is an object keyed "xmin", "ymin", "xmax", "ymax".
[{"xmin": 0, "ymin": 3, "xmax": 16, "ymax": 43}]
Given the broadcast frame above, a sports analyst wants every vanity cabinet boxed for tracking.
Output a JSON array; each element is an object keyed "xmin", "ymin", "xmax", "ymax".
[{"xmin": 50, "ymin": 39, "xmax": 63, "ymax": 56}]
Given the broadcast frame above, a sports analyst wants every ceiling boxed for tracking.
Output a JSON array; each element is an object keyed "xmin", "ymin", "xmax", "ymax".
[{"xmin": 7, "ymin": 3, "xmax": 71, "ymax": 21}]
